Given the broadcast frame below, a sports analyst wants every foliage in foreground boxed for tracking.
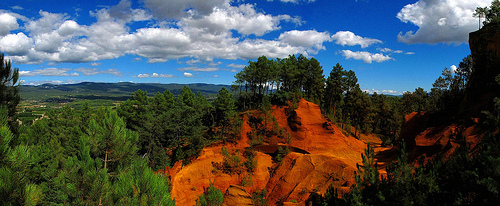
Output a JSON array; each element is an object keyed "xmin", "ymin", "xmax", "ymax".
[{"xmin": 0, "ymin": 106, "xmax": 176, "ymax": 205}]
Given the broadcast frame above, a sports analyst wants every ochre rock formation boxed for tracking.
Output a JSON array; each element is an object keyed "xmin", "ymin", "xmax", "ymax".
[{"xmin": 167, "ymin": 99, "xmax": 375, "ymax": 205}]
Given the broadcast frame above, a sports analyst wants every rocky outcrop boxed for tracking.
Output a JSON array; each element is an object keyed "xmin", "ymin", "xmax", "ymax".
[
  {"xmin": 265, "ymin": 153, "xmax": 356, "ymax": 205},
  {"xmin": 223, "ymin": 185, "xmax": 254, "ymax": 206},
  {"xmin": 169, "ymin": 99, "xmax": 372, "ymax": 205},
  {"xmin": 400, "ymin": 112, "xmax": 430, "ymax": 151},
  {"xmin": 464, "ymin": 24, "xmax": 500, "ymax": 115}
]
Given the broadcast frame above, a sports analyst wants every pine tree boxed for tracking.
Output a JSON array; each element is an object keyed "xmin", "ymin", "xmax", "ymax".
[
  {"xmin": 85, "ymin": 109, "xmax": 139, "ymax": 174},
  {"xmin": 213, "ymin": 87, "xmax": 237, "ymax": 139},
  {"xmin": 324, "ymin": 63, "xmax": 347, "ymax": 120},
  {"xmin": 0, "ymin": 107, "xmax": 42, "ymax": 205},
  {"xmin": 0, "ymin": 53, "xmax": 20, "ymax": 135}
]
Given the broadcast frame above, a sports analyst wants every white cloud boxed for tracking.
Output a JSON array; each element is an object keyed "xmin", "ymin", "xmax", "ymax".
[
  {"xmin": 142, "ymin": 0, "xmax": 227, "ymax": 20},
  {"xmin": 57, "ymin": 20, "xmax": 83, "ymax": 36},
  {"xmin": 279, "ymin": 30, "xmax": 331, "ymax": 51},
  {"xmin": 363, "ymin": 88, "xmax": 402, "ymax": 95},
  {"xmin": 209, "ymin": 61, "xmax": 222, "ymax": 66},
  {"xmin": 377, "ymin": 48, "xmax": 392, "ymax": 53},
  {"xmin": 152, "ymin": 72, "xmax": 176, "ymax": 78},
  {"xmin": 90, "ymin": 62, "xmax": 102, "ymax": 66},
  {"xmin": 186, "ymin": 59, "xmax": 201, "ymax": 65},
  {"xmin": 331, "ymin": 31, "xmax": 382, "ymax": 48},
  {"xmin": 341, "ymin": 50, "xmax": 393, "ymax": 63},
  {"xmin": 450, "ymin": 65, "xmax": 457, "ymax": 73},
  {"xmin": 227, "ymin": 63, "xmax": 246, "ymax": 68},
  {"xmin": 210, "ymin": 75, "xmax": 219, "ymax": 78},
  {"xmin": 0, "ymin": 32, "xmax": 32, "ymax": 55},
  {"xmin": 377, "ymin": 47, "xmax": 404, "ymax": 54},
  {"xmin": 24, "ymin": 79, "xmax": 81, "ymax": 85},
  {"xmin": 397, "ymin": 0, "xmax": 490, "ymax": 44},
  {"xmin": 136, "ymin": 73, "xmax": 176, "ymax": 78},
  {"xmin": 136, "ymin": 73, "xmax": 150, "ymax": 78},
  {"xmin": 178, "ymin": 67, "xmax": 219, "ymax": 72},
  {"xmin": 405, "ymin": 52, "xmax": 415, "ymax": 55},
  {"xmin": 25, "ymin": 11, "xmax": 66, "ymax": 35},
  {"xmin": 11, "ymin": 6, "xmax": 23, "ymax": 10},
  {"xmin": 268, "ymin": 0, "xmax": 316, "ymax": 3},
  {"xmin": 0, "ymin": 13, "xmax": 19, "ymax": 36},
  {"xmin": 20, "ymin": 68, "xmax": 79, "ymax": 77},
  {"xmin": 75, "ymin": 68, "xmax": 122, "ymax": 76},
  {"xmin": 0, "ymin": 1, "xmax": 329, "ymax": 65},
  {"xmin": 182, "ymin": 3, "xmax": 300, "ymax": 36},
  {"xmin": 184, "ymin": 72, "xmax": 194, "ymax": 77}
]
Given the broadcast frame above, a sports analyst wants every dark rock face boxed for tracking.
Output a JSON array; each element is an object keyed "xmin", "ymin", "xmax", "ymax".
[
  {"xmin": 464, "ymin": 24, "xmax": 500, "ymax": 116},
  {"xmin": 400, "ymin": 112, "xmax": 430, "ymax": 151},
  {"xmin": 287, "ymin": 110, "xmax": 302, "ymax": 132}
]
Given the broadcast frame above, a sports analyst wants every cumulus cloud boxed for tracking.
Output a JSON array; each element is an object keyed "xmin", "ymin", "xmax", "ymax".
[
  {"xmin": 331, "ymin": 31, "xmax": 382, "ymax": 48},
  {"xmin": 0, "ymin": 13, "xmax": 19, "ymax": 36},
  {"xmin": 279, "ymin": 30, "xmax": 331, "ymax": 51},
  {"xmin": 0, "ymin": 33, "xmax": 32, "ymax": 55},
  {"xmin": 142, "ymin": 0, "xmax": 227, "ymax": 20},
  {"xmin": 25, "ymin": 11, "xmax": 66, "ymax": 35},
  {"xmin": 341, "ymin": 50, "xmax": 393, "ymax": 63},
  {"xmin": 0, "ymin": 1, "xmax": 328, "ymax": 65},
  {"xmin": 108, "ymin": 0, "xmax": 152, "ymax": 22},
  {"xmin": 90, "ymin": 62, "xmax": 102, "ymax": 66},
  {"xmin": 397, "ymin": 0, "xmax": 490, "ymax": 44},
  {"xmin": 182, "ymin": 3, "xmax": 300, "ymax": 36},
  {"xmin": 184, "ymin": 72, "xmax": 194, "ymax": 77},
  {"xmin": 19, "ymin": 68, "xmax": 79, "ymax": 77}
]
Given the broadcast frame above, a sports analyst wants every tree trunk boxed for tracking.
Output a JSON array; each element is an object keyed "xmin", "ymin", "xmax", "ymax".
[
  {"xmin": 332, "ymin": 101, "xmax": 337, "ymax": 122},
  {"xmin": 99, "ymin": 151, "xmax": 108, "ymax": 206}
]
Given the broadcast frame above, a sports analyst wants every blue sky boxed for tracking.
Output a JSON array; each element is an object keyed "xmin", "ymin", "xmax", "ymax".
[{"xmin": 0, "ymin": 0, "xmax": 491, "ymax": 95}]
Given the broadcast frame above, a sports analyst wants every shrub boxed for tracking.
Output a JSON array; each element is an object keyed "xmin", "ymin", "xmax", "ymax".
[
  {"xmin": 252, "ymin": 189, "xmax": 267, "ymax": 206},
  {"xmin": 215, "ymin": 147, "xmax": 243, "ymax": 174},
  {"xmin": 275, "ymin": 146, "xmax": 290, "ymax": 163},
  {"xmin": 196, "ymin": 182, "xmax": 224, "ymax": 206},
  {"xmin": 244, "ymin": 150, "xmax": 257, "ymax": 172},
  {"xmin": 240, "ymin": 173, "xmax": 253, "ymax": 187}
]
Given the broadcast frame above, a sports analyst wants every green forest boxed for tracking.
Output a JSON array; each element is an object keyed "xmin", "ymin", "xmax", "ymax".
[{"xmin": 1, "ymin": 1, "xmax": 500, "ymax": 205}]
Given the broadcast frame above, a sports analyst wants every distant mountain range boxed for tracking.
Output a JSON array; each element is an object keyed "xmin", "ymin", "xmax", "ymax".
[{"xmin": 20, "ymin": 82, "xmax": 231, "ymax": 102}]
